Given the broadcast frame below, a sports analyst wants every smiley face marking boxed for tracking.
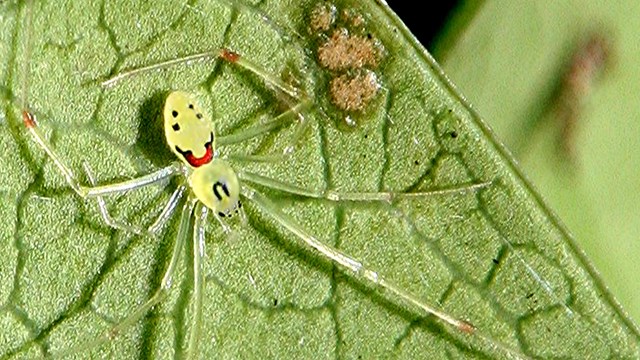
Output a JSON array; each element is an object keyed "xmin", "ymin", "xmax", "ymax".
[{"xmin": 174, "ymin": 132, "xmax": 214, "ymax": 167}]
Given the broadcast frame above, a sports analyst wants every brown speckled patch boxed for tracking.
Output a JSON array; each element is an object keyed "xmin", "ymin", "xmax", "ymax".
[
  {"xmin": 329, "ymin": 70, "xmax": 379, "ymax": 112},
  {"xmin": 318, "ymin": 28, "xmax": 379, "ymax": 71},
  {"xmin": 310, "ymin": 3, "xmax": 335, "ymax": 32},
  {"xmin": 307, "ymin": 2, "xmax": 386, "ymax": 127}
]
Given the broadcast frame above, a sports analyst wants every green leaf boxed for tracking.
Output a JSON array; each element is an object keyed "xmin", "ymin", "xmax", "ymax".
[
  {"xmin": 436, "ymin": 0, "xmax": 640, "ymax": 340},
  {"xmin": 0, "ymin": 0, "xmax": 638, "ymax": 359}
]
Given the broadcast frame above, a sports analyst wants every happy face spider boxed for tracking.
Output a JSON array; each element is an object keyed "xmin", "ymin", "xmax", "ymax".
[{"xmin": 17, "ymin": 47, "xmax": 501, "ymax": 358}]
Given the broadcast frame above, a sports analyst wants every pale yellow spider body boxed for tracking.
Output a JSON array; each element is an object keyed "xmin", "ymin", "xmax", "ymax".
[
  {"xmin": 164, "ymin": 91, "xmax": 241, "ymax": 218},
  {"xmin": 163, "ymin": 91, "xmax": 215, "ymax": 164}
]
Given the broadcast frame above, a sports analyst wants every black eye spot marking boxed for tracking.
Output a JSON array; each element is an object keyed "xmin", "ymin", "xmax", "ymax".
[
  {"xmin": 218, "ymin": 212, "xmax": 226, "ymax": 218},
  {"xmin": 196, "ymin": 113, "xmax": 203, "ymax": 119},
  {"xmin": 188, "ymin": 103, "xmax": 194, "ymax": 109},
  {"xmin": 172, "ymin": 110, "xmax": 178, "ymax": 118},
  {"xmin": 172, "ymin": 123, "xmax": 180, "ymax": 131}
]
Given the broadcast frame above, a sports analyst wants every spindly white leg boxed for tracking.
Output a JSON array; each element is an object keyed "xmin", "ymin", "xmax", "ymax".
[
  {"xmin": 81, "ymin": 164, "xmax": 183, "ymax": 198},
  {"xmin": 240, "ymin": 184, "xmax": 474, "ymax": 332},
  {"xmin": 100, "ymin": 49, "xmax": 312, "ymax": 157},
  {"xmin": 239, "ymin": 169, "xmax": 577, "ymax": 324},
  {"xmin": 238, "ymin": 170, "xmax": 491, "ymax": 202},
  {"xmin": 82, "ymin": 161, "xmax": 147, "ymax": 236},
  {"xmin": 101, "ymin": 49, "xmax": 301, "ymax": 100},
  {"xmin": 241, "ymin": 185, "xmax": 530, "ymax": 359},
  {"xmin": 147, "ymin": 184, "xmax": 188, "ymax": 235},
  {"xmin": 186, "ymin": 203, "xmax": 208, "ymax": 359},
  {"xmin": 23, "ymin": 110, "xmax": 184, "ymax": 199},
  {"xmin": 51, "ymin": 197, "xmax": 197, "ymax": 358},
  {"xmin": 217, "ymin": 100, "xmax": 311, "ymax": 146},
  {"xmin": 84, "ymin": 161, "xmax": 187, "ymax": 237}
]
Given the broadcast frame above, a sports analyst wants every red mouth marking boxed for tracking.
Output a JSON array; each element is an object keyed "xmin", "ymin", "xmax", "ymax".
[{"xmin": 175, "ymin": 133, "xmax": 214, "ymax": 167}]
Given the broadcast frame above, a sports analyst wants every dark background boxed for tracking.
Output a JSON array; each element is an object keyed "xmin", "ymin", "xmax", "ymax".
[{"xmin": 384, "ymin": 1, "xmax": 461, "ymax": 50}]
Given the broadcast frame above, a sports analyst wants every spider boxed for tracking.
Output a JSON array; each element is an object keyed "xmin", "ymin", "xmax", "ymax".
[{"xmin": 19, "ymin": 47, "xmax": 491, "ymax": 358}]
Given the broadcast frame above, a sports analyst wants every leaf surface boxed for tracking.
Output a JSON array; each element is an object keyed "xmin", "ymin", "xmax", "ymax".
[
  {"xmin": 437, "ymin": 0, "xmax": 640, "ymax": 332},
  {"xmin": 0, "ymin": 0, "xmax": 638, "ymax": 359}
]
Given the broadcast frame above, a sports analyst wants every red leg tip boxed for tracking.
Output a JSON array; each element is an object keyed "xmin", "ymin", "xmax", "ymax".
[
  {"xmin": 220, "ymin": 49, "xmax": 240, "ymax": 63},
  {"xmin": 460, "ymin": 321, "xmax": 476, "ymax": 334},
  {"xmin": 22, "ymin": 110, "xmax": 36, "ymax": 128}
]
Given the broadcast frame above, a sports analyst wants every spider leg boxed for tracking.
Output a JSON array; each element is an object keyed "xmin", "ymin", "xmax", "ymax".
[
  {"xmin": 82, "ymin": 161, "xmax": 147, "ymax": 236},
  {"xmin": 186, "ymin": 203, "xmax": 208, "ymax": 359},
  {"xmin": 240, "ymin": 184, "xmax": 474, "ymax": 332},
  {"xmin": 241, "ymin": 185, "xmax": 535, "ymax": 360},
  {"xmin": 100, "ymin": 48, "xmax": 313, "ymax": 159},
  {"xmin": 23, "ymin": 109, "xmax": 183, "ymax": 199},
  {"xmin": 101, "ymin": 49, "xmax": 301, "ymax": 99},
  {"xmin": 147, "ymin": 184, "xmax": 188, "ymax": 235},
  {"xmin": 217, "ymin": 99, "xmax": 311, "ymax": 147},
  {"xmin": 51, "ymin": 198, "xmax": 197, "ymax": 358},
  {"xmin": 238, "ymin": 170, "xmax": 491, "ymax": 202},
  {"xmin": 84, "ymin": 161, "xmax": 187, "ymax": 237}
]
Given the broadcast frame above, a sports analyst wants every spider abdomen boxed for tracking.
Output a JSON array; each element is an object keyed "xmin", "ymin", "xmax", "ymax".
[{"xmin": 189, "ymin": 159, "xmax": 241, "ymax": 217}]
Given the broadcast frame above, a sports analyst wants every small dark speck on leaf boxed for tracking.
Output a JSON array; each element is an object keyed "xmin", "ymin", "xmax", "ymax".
[
  {"xmin": 274, "ymin": 298, "xmax": 278, "ymax": 306},
  {"xmin": 450, "ymin": 131, "xmax": 458, "ymax": 138},
  {"xmin": 526, "ymin": 292, "xmax": 534, "ymax": 299},
  {"xmin": 492, "ymin": 258, "xmax": 499, "ymax": 264},
  {"xmin": 414, "ymin": 160, "xmax": 420, "ymax": 165}
]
